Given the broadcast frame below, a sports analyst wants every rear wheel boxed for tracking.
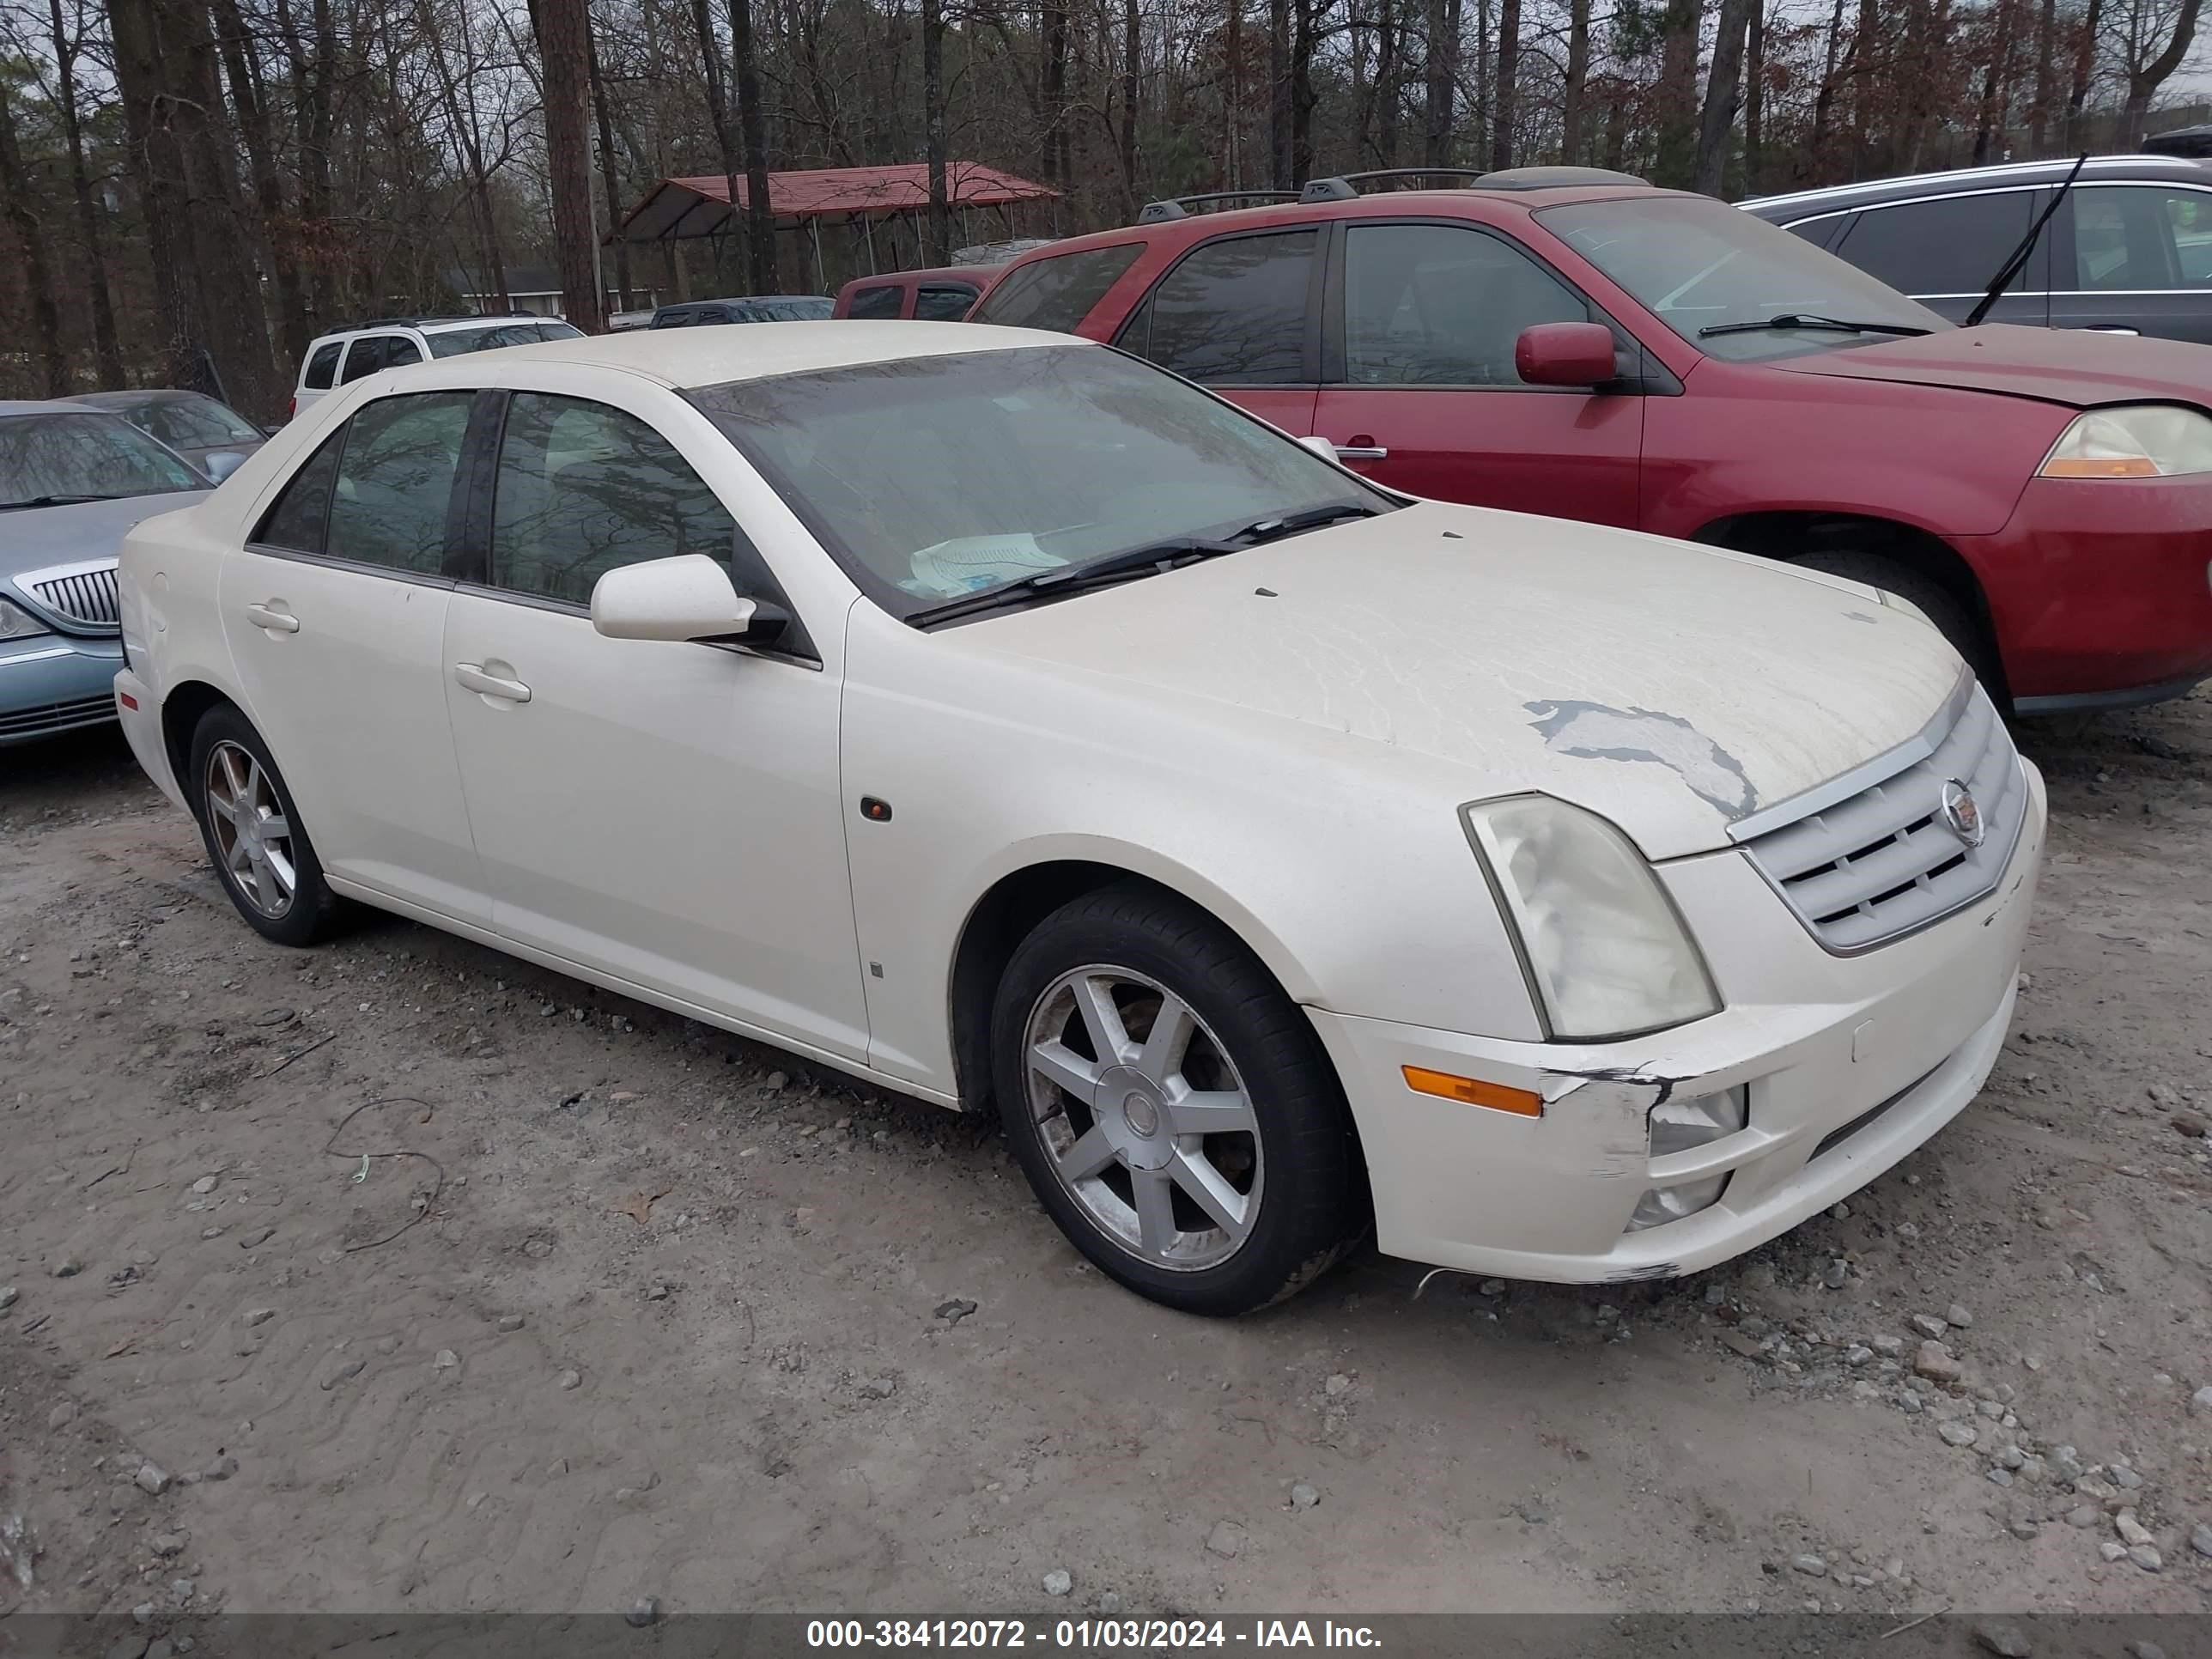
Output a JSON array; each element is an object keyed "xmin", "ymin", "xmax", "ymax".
[
  {"xmin": 991, "ymin": 883, "xmax": 1366, "ymax": 1316},
  {"xmin": 1792, "ymin": 550, "xmax": 2002, "ymax": 696},
  {"xmin": 189, "ymin": 705, "xmax": 345, "ymax": 945}
]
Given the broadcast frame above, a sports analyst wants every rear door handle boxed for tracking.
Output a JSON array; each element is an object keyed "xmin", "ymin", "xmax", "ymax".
[
  {"xmin": 244, "ymin": 602, "xmax": 300, "ymax": 634},
  {"xmin": 453, "ymin": 662, "xmax": 532, "ymax": 704},
  {"xmin": 1334, "ymin": 445, "xmax": 1389, "ymax": 461}
]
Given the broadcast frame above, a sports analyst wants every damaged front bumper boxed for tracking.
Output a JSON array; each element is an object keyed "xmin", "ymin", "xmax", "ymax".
[{"xmin": 1307, "ymin": 759, "xmax": 2045, "ymax": 1284}]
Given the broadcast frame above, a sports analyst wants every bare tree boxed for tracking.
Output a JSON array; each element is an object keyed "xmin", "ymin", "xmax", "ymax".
[
  {"xmin": 1694, "ymin": 0, "xmax": 1755, "ymax": 192},
  {"xmin": 0, "ymin": 72, "xmax": 69, "ymax": 394}
]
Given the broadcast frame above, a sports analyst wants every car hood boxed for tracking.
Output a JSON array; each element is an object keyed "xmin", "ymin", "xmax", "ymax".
[
  {"xmin": 963, "ymin": 501, "xmax": 1966, "ymax": 860},
  {"xmin": 1767, "ymin": 322, "xmax": 2212, "ymax": 410},
  {"xmin": 2, "ymin": 491, "xmax": 210, "ymax": 579}
]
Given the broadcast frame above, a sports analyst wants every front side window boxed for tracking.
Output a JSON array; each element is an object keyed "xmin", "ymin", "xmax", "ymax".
[
  {"xmin": 136, "ymin": 396, "xmax": 264, "ymax": 450},
  {"xmin": 1540, "ymin": 195, "xmax": 1948, "ymax": 362},
  {"xmin": 914, "ymin": 283, "xmax": 980, "ymax": 321},
  {"xmin": 489, "ymin": 392, "xmax": 737, "ymax": 606},
  {"xmin": 690, "ymin": 343, "xmax": 1389, "ymax": 620},
  {"xmin": 2070, "ymin": 185, "xmax": 2212, "ymax": 289},
  {"xmin": 1121, "ymin": 229, "xmax": 1317, "ymax": 386},
  {"xmin": 969, "ymin": 243, "xmax": 1143, "ymax": 332},
  {"xmin": 848, "ymin": 285, "xmax": 904, "ymax": 319},
  {"xmin": 1833, "ymin": 191, "xmax": 2039, "ymax": 295},
  {"xmin": 304, "ymin": 342, "xmax": 343, "ymax": 389},
  {"xmin": 1344, "ymin": 223, "xmax": 1589, "ymax": 386},
  {"xmin": 426, "ymin": 320, "xmax": 585, "ymax": 356},
  {"xmin": 252, "ymin": 432, "xmax": 344, "ymax": 553},
  {"xmin": 324, "ymin": 392, "xmax": 472, "ymax": 574},
  {"xmin": 0, "ymin": 411, "xmax": 205, "ymax": 507}
]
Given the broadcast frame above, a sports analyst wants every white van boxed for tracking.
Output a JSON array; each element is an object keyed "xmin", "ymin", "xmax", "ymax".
[{"xmin": 289, "ymin": 316, "xmax": 585, "ymax": 418}]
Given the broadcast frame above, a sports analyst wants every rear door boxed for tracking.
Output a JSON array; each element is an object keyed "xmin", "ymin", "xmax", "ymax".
[
  {"xmin": 1309, "ymin": 219, "xmax": 1643, "ymax": 525},
  {"xmin": 1824, "ymin": 188, "xmax": 2053, "ymax": 327},
  {"xmin": 1113, "ymin": 225, "xmax": 1322, "ymax": 439},
  {"xmin": 2047, "ymin": 181, "xmax": 2212, "ymax": 344}
]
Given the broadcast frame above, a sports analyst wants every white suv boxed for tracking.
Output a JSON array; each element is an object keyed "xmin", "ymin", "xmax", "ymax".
[{"xmin": 289, "ymin": 316, "xmax": 584, "ymax": 419}]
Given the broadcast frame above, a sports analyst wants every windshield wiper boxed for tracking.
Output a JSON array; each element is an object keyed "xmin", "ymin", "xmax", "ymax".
[
  {"xmin": 0, "ymin": 493, "xmax": 118, "ymax": 511},
  {"xmin": 1697, "ymin": 313, "xmax": 1933, "ymax": 339},
  {"xmin": 1964, "ymin": 152, "xmax": 2085, "ymax": 327},
  {"xmin": 908, "ymin": 501, "xmax": 1382, "ymax": 627}
]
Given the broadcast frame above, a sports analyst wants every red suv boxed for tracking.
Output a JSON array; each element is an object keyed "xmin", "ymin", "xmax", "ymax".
[{"xmin": 971, "ymin": 167, "xmax": 2212, "ymax": 713}]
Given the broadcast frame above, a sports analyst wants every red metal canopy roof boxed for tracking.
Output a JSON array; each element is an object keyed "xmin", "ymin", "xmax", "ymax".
[{"xmin": 617, "ymin": 162, "xmax": 1058, "ymax": 240}]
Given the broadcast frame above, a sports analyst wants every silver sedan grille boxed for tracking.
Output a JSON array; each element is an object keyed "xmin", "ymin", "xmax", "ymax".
[
  {"xmin": 1732, "ymin": 674, "xmax": 2027, "ymax": 953},
  {"xmin": 19, "ymin": 561, "xmax": 121, "ymax": 630}
]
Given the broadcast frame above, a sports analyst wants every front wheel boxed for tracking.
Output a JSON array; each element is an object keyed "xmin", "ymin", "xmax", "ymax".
[{"xmin": 990, "ymin": 883, "xmax": 1366, "ymax": 1315}]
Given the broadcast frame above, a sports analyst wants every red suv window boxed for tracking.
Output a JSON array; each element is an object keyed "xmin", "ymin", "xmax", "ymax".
[
  {"xmin": 1118, "ymin": 229, "xmax": 1318, "ymax": 385},
  {"xmin": 972, "ymin": 244, "xmax": 1143, "ymax": 332}
]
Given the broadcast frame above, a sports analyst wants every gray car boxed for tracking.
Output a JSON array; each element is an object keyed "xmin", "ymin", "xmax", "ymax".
[
  {"xmin": 72, "ymin": 388, "xmax": 268, "ymax": 478},
  {"xmin": 2, "ymin": 401, "xmax": 210, "ymax": 746}
]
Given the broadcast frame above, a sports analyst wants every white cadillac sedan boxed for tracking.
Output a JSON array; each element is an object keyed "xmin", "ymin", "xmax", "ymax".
[{"xmin": 112, "ymin": 323, "xmax": 2045, "ymax": 1315}]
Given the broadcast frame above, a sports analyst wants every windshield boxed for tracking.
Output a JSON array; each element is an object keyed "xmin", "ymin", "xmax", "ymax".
[
  {"xmin": 0, "ymin": 411, "xmax": 205, "ymax": 507},
  {"xmin": 427, "ymin": 321, "xmax": 585, "ymax": 356},
  {"xmin": 689, "ymin": 344, "xmax": 1391, "ymax": 620},
  {"xmin": 130, "ymin": 395, "xmax": 263, "ymax": 449},
  {"xmin": 1537, "ymin": 197, "xmax": 1948, "ymax": 362}
]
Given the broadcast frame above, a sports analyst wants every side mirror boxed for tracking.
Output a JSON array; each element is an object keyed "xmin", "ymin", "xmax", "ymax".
[
  {"xmin": 203, "ymin": 450, "xmax": 249, "ymax": 483},
  {"xmin": 591, "ymin": 554, "xmax": 785, "ymax": 645},
  {"xmin": 1295, "ymin": 434, "xmax": 1340, "ymax": 461},
  {"xmin": 1514, "ymin": 322, "xmax": 1621, "ymax": 388}
]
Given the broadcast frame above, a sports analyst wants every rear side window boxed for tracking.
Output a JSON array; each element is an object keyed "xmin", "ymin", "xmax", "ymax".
[
  {"xmin": 489, "ymin": 392, "xmax": 737, "ymax": 606},
  {"xmin": 303, "ymin": 342, "xmax": 343, "ymax": 390},
  {"xmin": 1833, "ymin": 191, "xmax": 2039, "ymax": 295},
  {"xmin": 2069, "ymin": 185, "xmax": 2212, "ymax": 289},
  {"xmin": 324, "ymin": 392, "xmax": 472, "ymax": 574},
  {"xmin": 385, "ymin": 337, "xmax": 424, "ymax": 367},
  {"xmin": 253, "ymin": 432, "xmax": 345, "ymax": 554},
  {"xmin": 338, "ymin": 337, "xmax": 388, "ymax": 383},
  {"xmin": 848, "ymin": 284, "xmax": 904, "ymax": 319},
  {"xmin": 971, "ymin": 243, "xmax": 1143, "ymax": 332},
  {"xmin": 1343, "ymin": 223, "xmax": 1588, "ymax": 386},
  {"xmin": 915, "ymin": 283, "xmax": 979, "ymax": 321},
  {"xmin": 1120, "ymin": 229, "xmax": 1316, "ymax": 385}
]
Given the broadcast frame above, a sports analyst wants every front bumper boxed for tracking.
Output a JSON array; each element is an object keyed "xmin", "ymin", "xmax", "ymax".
[
  {"xmin": 1310, "ymin": 760, "xmax": 2045, "ymax": 1283},
  {"xmin": 0, "ymin": 635, "xmax": 125, "ymax": 746},
  {"xmin": 1969, "ymin": 475, "xmax": 2212, "ymax": 708}
]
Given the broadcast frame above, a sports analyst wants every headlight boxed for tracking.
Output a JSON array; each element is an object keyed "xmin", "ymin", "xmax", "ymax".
[
  {"xmin": 2039, "ymin": 404, "xmax": 2212, "ymax": 478},
  {"xmin": 1462, "ymin": 795, "xmax": 1721, "ymax": 1041},
  {"xmin": 0, "ymin": 597, "xmax": 52, "ymax": 641}
]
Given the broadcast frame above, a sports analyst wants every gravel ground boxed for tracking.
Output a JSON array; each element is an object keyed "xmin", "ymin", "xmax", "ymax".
[{"xmin": 1, "ymin": 694, "xmax": 2209, "ymax": 1630}]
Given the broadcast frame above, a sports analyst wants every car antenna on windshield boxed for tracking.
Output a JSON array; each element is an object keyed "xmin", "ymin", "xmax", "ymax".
[{"xmin": 1964, "ymin": 154, "xmax": 2087, "ymax": 328}]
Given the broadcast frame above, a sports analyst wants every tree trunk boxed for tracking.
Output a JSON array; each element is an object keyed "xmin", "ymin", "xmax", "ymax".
[
  {"xmin": 533, "ymin": 0, "xmax": 605, "ymax": 328},
  {"xmin": 921, "ymin": 0, "xmax": 951, "ymax": 260},
  {"xmin": 0, "ymin": 77, "xmax": 70, "ymax": 396},
  {"xmin": 1807, "ymin": 0, "xmax": 1846, "ymax": 179},
  {"xmin": 1042, "ymin": 0, "xmax": 1070, "ymax": 188},
  {"xmin": 1121, "ymin": 0, "xmax": 1141, "ymax": 209},
  {"xmin": 46, "ymin": 0, "xmax": 125, "ymax": 386},
  {"xmin": 1743, "ymin": 0, "xmax": 1765, "ymax": 191},
  {"xmin": 1374, "ymin": 0, "xmax": 1401, "ymax": 164},
  {"xmin": 729, "ymin": 0, "xmax": 777, "ymax": 289},
  {"xmin": 2027, "ymin": 0, "xmax": 2056, "ymax": 150},
  {"xmin": 1559, "ymin": 0, "xmax": 1589, "ymax": 164},
  {"xmin": 1489, "ymin": 0, "xmax": 1518, "ymax": 169},
  {"xmin": 1972, "ymin": 0, "xmax": 2018, "ymax": 164},
  {"xmin": 210, "ymin": 0, "xmax": 311, "ymax": 366},
  {"xmin": 2063, "ymin": 0, "xmax": 2103, "ymax": 149},
  {"xmin": 1291, "ymin": 0, "xmax": 1320, "ymax": 179},
  {"xmin": 1271, "ymin": 0, "xmax": 1295, "ymax": 184},
  {"xmin": 109, "ymin": 0, "xmax": 207, "ymax": 389},
  {"xmin": 690, "ymin": 0, "xmax": 748, "ymax": 289},
  {"xmin": 2122, "ymin": 0, "xmax": 2203, "ymax": 148},
  {"xmin": 1694, "ymin": 0, "xmax": 1754, "ymax": 194},
  {"xmin": 1652, "ymin": 0, "xmax": 1702, "ymax": 188},
  {"xmin": 589, "ymin": 26, "xmax": 636, "ymax": 308},
  {"xmin": 1422, "ymin": 0, "xmax": 1453, "ymax": 164}
]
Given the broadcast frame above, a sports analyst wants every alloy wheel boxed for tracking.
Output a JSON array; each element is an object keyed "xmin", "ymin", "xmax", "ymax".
[
  {"xmin": 1021, "ymin": 964, "xmax": 1263, "ymax": 1271},
  {"xmin": 204, "ymin": 740, "xmax": 297, "ymax": 919}
]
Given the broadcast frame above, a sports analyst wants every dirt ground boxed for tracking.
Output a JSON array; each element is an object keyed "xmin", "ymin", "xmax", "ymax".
[{"xmin": 2, "ymin": 691, "xmax": 2209, "ymax": 1632}]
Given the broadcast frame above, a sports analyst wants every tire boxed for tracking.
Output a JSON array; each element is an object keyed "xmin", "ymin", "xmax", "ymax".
[
  {"xmin": 187, "ymin": 704, "xmax": 346, "ymax": 946},
  {"xmin": 990, "ymin": 881, "xmax": 1367, "ymax": 1316},
  {"xmin": 1791, "ymin": 550, "xmax": 2003, "ymax": 697}
]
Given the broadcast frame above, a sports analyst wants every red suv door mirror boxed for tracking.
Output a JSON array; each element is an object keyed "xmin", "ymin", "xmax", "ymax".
[{"xmin": 1515, "ymin": 322, "xmax": 1620, "ymax": 387}]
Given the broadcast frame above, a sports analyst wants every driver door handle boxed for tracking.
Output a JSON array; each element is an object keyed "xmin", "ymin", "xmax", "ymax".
[
  {"xmin": 1334, "ymin": 443, "xmax": 1389, "ymax": 461},
  {"xmin": 244, "ymin": 602, "xmax": 300, "ymax": 634},
  {"xmin": 453, "ymin": 662, "xmax": 532, "ymax": 704}
]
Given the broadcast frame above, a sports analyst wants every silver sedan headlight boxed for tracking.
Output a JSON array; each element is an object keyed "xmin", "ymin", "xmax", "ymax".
[
  {"xmin": 0, "ymin": 597, "xmax": 52, "ymax": 641},
  {"xmin": 1462, "ymin": 795, "xmax": 1721, "ymax": 1041}
]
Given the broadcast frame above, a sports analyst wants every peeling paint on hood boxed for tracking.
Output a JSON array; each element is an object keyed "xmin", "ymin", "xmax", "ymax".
[{"xmin": 1523, "ymin": 699, "xmax": 1760, "ymax": 819}]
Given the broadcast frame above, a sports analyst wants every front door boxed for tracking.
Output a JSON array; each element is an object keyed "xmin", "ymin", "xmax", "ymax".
[
  {"xmin": 1309, "ymin": 222, "xmax": 1644, "ymax": 526},
  {"xmin": 439, "ymin": 389, "xmax": 871, "ymax": 1061},
  {"xmin": 218, "ymin": 389, "xmax": 487, "ymax": 921}
]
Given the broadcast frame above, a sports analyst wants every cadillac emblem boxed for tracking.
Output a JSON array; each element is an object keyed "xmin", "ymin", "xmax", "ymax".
[{"xmin": 1940, "ymin": 779, "xmax": 1986, "ymax": 849}]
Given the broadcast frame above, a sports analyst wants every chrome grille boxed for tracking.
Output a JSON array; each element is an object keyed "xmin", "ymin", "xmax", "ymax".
[
  {"xmin": 1733, "ymin": 676, "xmax": 2027, "ymax": 953},
  {"xmin": 21, "ymin": 562, "xmax": 121, "ymax": 629}
]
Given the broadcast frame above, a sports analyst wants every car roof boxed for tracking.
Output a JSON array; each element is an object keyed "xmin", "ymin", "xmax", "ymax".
[
  {"xmin": 72, "ymin": 388, "xmax": 206, "ymax": 406},
  {"xmin": 842, "ymin": 266, "xmax": 998, "ymax": 289},
  {"xmin": 0, "ymin": 398, "xmax": 101, "ymax": 417},
  {"xmin": 398, "ymin": 319, "xmax": 1082, "ymax": 391},
  {"xmin": 1744, "ymin": 154, "xmax": 2210, "ymax": 216},
  {"xmin": 659, "ymin": 295, "xmax": 830, "ymax": 309}
]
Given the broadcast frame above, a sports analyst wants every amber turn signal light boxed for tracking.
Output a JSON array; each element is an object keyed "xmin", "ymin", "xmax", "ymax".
[{"xmin": 1401, "ymin": 1066, "xmax": 1543, "ymax": 1116}]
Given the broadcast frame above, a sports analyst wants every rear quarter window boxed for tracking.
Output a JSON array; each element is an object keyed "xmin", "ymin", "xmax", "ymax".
[
  {"xmin": 847, "ymin": 284, "xmax": 905, "ymax": 319},
  {"xmin": 971, "ymin": 244, "xmax": 1144, "ymax": 332}
]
